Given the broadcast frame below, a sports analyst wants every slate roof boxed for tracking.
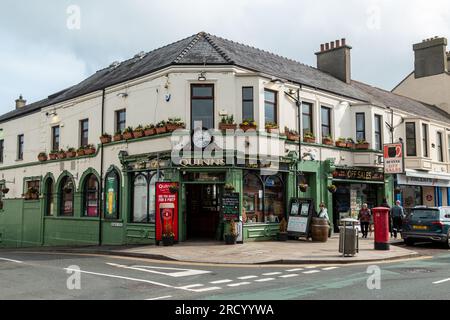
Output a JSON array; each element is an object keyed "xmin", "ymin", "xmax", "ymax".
[{"xmin": 1, "ymin": 31, "xmax": 449, "ymax": 125}]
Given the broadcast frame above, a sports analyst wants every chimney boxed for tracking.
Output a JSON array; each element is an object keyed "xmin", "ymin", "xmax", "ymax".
[
  {"xmin": 315, "ymin": 38, "xmax": 352, "ymax": 84},
  {"xmin": 413, "ymin": 36, "xmax": 448, "ymax": 78},
  {"xmin": 15, "ymin": 95, "xmax": 26, "ymax": 109}
]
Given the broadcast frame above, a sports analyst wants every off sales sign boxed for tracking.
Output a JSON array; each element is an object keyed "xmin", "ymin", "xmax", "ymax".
[{"xmin": 384, "ymin": 143, "xmax": 405, "ymax": 174}]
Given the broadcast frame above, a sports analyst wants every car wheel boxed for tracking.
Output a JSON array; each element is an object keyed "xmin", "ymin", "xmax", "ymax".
[
  {"xmin": 405, "ymin": 238, "xmax": 415, "ymax": 246},
  {"xmin": 445, "ymin": 233, "xmax": 450, "ymax": 249}
]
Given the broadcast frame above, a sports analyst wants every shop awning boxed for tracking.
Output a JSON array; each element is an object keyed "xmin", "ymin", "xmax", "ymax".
[
  {"xmin": 404, "ymin": 169, "xmax": 450, "ymax": 181},
  {"xmin": 397, "ymin": 169, "xmax": 450, "ymax": 187}
]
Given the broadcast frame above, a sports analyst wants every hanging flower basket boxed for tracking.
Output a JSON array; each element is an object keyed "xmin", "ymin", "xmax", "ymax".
[
  {"xmin": 299, "ymin": 183, "xmax": 309, "ymax": 193},
  {"xmin": 328, "ymin": 185, "xmax": 337, "ymax": 193},
  {"xmin": 2, "ymin": 188, "xmax": 10, "ymax": 194},
  {"xmin": 224, "ymin": 184, "xmax": 235, "ymax": 192}
]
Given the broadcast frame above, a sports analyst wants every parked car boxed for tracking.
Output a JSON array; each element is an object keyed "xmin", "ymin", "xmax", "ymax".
[{"xmin": 402, "ymin": 206, "xmax": 450, "ymax": 248}]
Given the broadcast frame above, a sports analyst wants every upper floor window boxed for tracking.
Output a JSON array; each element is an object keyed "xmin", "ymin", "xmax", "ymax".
[
  {"xmin": 422, "ymin": 124, "xmax": 429, "ymax": 158},
  {"xmin": 321, "ymin": 106, "xmax": 331, "ymax": 138},
  {"xmin": 115, "ymin": 109, "xmax": 126, "ymax": 133},
  {"xmin": 302, "ymin": 102, "xmax": 313, "ymax": 136},
  {"xmin": 374, "ymin": 114, "xmax": 382, "ymax": 150},
  {"xmin": 448, "ymin": 134, "xmax": 450, "ymax": 162},
  {"xmin": 356, "ymin": 113, "xmax": 365, "ymax": 141},
  {"xmin": 80, "ymin": 119, "xmax": 89, "ymax": 147},
  {"xmin": 405, "ymin": 122, "xmax": 417, "ymax": 157},
  {"xmin": 191, "ymin": 84, "xmax": 214, "ymax": 130},
  {"xmin": 52, "ymin": 126, "xmax": 60, "ymax": 152},
  {"xmin": 17, "ymin": 134, "xmax": 24, "ymax": 160},
  {"xmin": 437, "ymin": 132, "xmax": 444, "ymax": 162},
  {"xmin": 264, "ymin": 89, "xmax": 277, "ymax": 125},
  {"xmin": 242, "ymin": 87, "xmax": 254, "ymax": 121},
  {"xmin": 0, "ymin": 139, "xmax": 3, "ymax": 163}
]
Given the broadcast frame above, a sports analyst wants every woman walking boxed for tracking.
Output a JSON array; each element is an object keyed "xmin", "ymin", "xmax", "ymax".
[{"xmin": 358, "ymin": 203, "xmax": 372, "ymax": 239}]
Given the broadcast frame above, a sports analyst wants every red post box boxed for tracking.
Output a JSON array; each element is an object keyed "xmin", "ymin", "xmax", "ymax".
[{"xmin": 372, "ymin": 207, "xmax": 390, "ymax": 250}]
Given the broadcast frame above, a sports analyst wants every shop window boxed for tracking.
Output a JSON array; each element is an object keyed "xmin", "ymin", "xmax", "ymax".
[
  {"xmin": 132, "ymin": 172, "xmax": 164, "ymax": 224},
  {"xmin": 405, "ymin": 122, "xmax": 417, "ymax": 157},
  {"xmin": 25, "ymin": 179, "xmax": 40, "ymax": 200},
  {"xmin": 242, "ymin": 87, "xmax": 254, "ymax": 121},
  {"xmin": 374, "ymin": 114, "xmax": 382, "ymax": 150},
  {"xmin": 422, "ymin": 124, "xmax": 429, "ymax": 158},
  {"xmin": 45, "ymin": 178, "xmax": 54, "ymax": 216},
  {"xmin": 105, "ymin": 170, "xmax": 120, "ymax": 220},
  {"xmin": 148, "ymin": 174, "xmax": 158, "ymax": 223},
  {"xmin": 321, "ymin": 106, "xmax": 331, "ymax": 138},
  {"xmin": 356, "ymin": 113, "xmax": 365, "ymax": 141},
  {"xmin": 83, "ymin": 174, "xmax": 99, "ymax": 217},
  {"xmin": 191, "ymin": 84, "xmax": 214, "ymax": 130},
  {"xmin": 264, "ymin": 89, "xmax": 277, "ymax": 125},
  {"xmin": 302, "ymin": 102, "xmax": 313, "ymax": 136},
  {"xmin": 59, "ymin": 176, "xmax": 74, "ymax": 216},
  {"xmin": 243, "ymin": 172, "xmax": 285, "ymax": 224}
]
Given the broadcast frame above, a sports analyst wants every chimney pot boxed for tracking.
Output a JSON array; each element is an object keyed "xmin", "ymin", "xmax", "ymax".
[
  {"xmin": 336, "ymin": 40, "xmax": 341, "ymax": 48},
  {"xmin": 342, "ymin": 38, "xmax": 346, "ymax": 46},
  {"xmin": 15, "ymin": 95, "xmax": 26, "ymax": 109},
  {"xmin": 325, "ymin": 43, "xmax": 330, "ymax": 50},
  {"xmin": 330, "ymin": 42, "xmax": 335, "ymax": 49},
  {"xmin": 320, "ymin": 44, "xmax": 325, "ymax": 52}
]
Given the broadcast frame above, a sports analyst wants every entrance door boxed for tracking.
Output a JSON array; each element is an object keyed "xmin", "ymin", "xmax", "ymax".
[{"xmin": 186, "ymin": 184, "xmax": 222, "ymax": 240}]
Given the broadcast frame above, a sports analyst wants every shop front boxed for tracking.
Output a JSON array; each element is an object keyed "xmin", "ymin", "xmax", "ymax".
[{"xmin": 331, "ymin": 167, "xmax": 385, "ymax": 232}]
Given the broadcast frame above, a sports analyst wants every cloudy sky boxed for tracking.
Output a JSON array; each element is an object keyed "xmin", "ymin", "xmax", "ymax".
[{"xmin": 0, "ymin": 0, "xmax": 449, "ymax": 114}]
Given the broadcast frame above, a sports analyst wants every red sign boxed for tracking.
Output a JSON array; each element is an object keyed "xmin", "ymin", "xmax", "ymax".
[
  {"xmin": 384, "ymin": 143, "xmax": 405, "ymax": 174},
  {"xmin": 156, "ymin": 182, "xmax": 179, "ymax": 242}
]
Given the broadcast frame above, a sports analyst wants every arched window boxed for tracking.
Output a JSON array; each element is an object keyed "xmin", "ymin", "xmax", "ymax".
[
  {"xmin": 105, "ymin": 170, "xmax": 120, "ymax": 220},
  {"xmin": 60, "ymin": 176, "xmax": 74, "ymax": 216},
  {"xmin": 83, "ymin": 174, "xmax": 99, "ymax": 217},
  {"xmin": 133, "ymin": 174, "xmax": 148, "ymax": 223},
  {"xmin": 148, "ymin": 174, "xmax": 158, "ymax": 223},
  {"xmin": 264, "ymin": 175, "xmax": 285, "ymax": 223},
  {"xmin": 243, "ymin": 173, "xmax": 264, "ymax": 223},
  {"xmin": 45, "ymin": 178, "xmax": 54, "ymax": 216}
]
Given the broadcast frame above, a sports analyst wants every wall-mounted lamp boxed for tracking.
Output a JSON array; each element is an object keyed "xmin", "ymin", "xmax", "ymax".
[
  {"xmin": 45, "ymin": 110, "xmax": 57, "ymax": 117},
  {"xmin": 198, "ymin": 72, "xmax": 207, "ymax": 81},
  {"xmin": 117, "ymin": 92, "xmax": 128, "ymax": 98},
  {"xmin": 288, "ymin": 89, "xmax": 297, "ymax": 95}
]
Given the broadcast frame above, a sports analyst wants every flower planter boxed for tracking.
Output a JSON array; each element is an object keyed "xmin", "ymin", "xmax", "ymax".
[
  {"xmin": 58, "ymin": 153, "xmax": 67, "ymax": 160},
  {"xmin": 239, "ymin": 125, "xmax": 257, "ymax": 132},
  {"xmin": 123, "ymin": 132, "xmax": 134, "ymax": 140},
  {"xmin": 113, "ymin": 134, "xmax": 123, "ymax": 142},
  {"xmin": 100, "ymin": 136, "xmax": 111, "ymax": 144},
  {"xmin": 144, "ymin": 129, "xmax": 156, "ymax": 136},
  {"xmin": 278, "ymin": 232, "xmax": 288, "ymax": 242},
  {"xmin": 355, "ymin": 143, "xmax": 370, "ymax": 150},
  {"xmin": 49, "ymin": 153, "xmax": 58, "ymax": 160},
  {"xmin": 335, "ymin": 141, "xmax": 347, "ymax": 148},
  {"xmin": 299, "ymin": 185, "xmax": 309, "ymax": 193},
  {"xmin": 266, "ymin": 128, "xmax": 279, "ymax": 134},
  {"xmin": 303, "ymin": 138, "xmax": 316, "ymax": 144},
  {"xmin": 287, "ymin": 134, "xmax": 299, "ymax": 142},
  {"xmin": 323, "ymin": 139, "xmax": 334, "ymax": 146},
  {"xmin": 224, "ymin": 235, "xmax": 237, "ymax": 245},
  {"xmin": 328, "ymin": 186, "xmax": 337, "ymax": 194},
  {"xmin": 162, "ymin": 236, "xmax": 174, "ymax": 247},
  {"xmin": 66, "ymin": 151, "xmax": 77, "ymax": 158},
  {"xmin": 166, "ymin": 124, "xmax": 185, "ymax": 132},
  {"xmin": 155, "ymin": 126, "xmax": 167, "ymax": 134},
  {"xmin": 84, "ymin": 148, "xmax": 96, "ymax": 155},
  {"xmin": 77, "ymin": 150, "xmax": 85, "ymax": 157},
  {"xmin": 219, "ymin": 123, "xmax": 237, "ymax": 131},
  {"xmin": 38, "ymin": 155, "xmax": 48, "ymax": 162},
  {"xmin": 133, "ymin": 131, "xmax": 144, "ymax": 139},
  {"xmin": 346, "ymin": 143, "xmax": 355, "ymax": 149}
]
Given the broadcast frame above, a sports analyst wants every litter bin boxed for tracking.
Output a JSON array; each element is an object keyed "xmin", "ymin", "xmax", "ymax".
[
  {"xmin": 339, "ymin": 218, "xmax": 360, "ymax": 257},
  {"xmin": 372, "ymin": 207, "xmax": 390, "ymax": 251}
]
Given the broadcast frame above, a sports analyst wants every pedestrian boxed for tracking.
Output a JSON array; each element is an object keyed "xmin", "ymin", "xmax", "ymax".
[
  {"xmin": 358, "ymin": 203, "xmax": 371, "ymax": 239},
  {"xmin": 318, "ymin": 202, "xmax": 332, "ymax": 238},
  {"xmin": 390, "ymin": 200, "xmax": 405, "ymax": 239},
  {"xmin": 380, "ymin": 198, "xmax": 393, "ymax": 237}
]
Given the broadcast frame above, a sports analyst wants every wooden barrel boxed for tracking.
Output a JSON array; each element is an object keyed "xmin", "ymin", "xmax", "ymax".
[{"xmin": 311, "ymin": 217, "xmax": 330, "ymax": 242}]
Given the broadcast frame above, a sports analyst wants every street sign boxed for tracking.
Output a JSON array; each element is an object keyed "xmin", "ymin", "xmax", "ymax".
[{"xmin": 383, "ymin": 143, "xmax": 405, "ymax": 174}]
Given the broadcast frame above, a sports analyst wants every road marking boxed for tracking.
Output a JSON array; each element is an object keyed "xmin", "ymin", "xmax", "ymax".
[
  {"xmin": 210, "ymin": 279, "xmax": 233, "ymax": 284},
  {"xmin": 305, "ymin": 266, "xmax": 318, "ymax": 269},
  {"xmin": 303, "ymin": 270, "xmax": 320, "ymax": 274},
  {"xmin": 0, "ymin": 257, "xmax": 23, "ymax": 264},
  {"xmin": 179, "ymin": 284, "xmax": 204, "ymax": 289},
  {"xmin": 279, "ymin": 274, "xmax": 299, "ymax": 278},
  {"xmin": 227, "ymin": 282, "xmax": 251, "ymax": 287},
  {"xmin": 262, "ymin": 272, "xmax": 282, "ymax": 276},
  {"xmin": 255, "ymin": 278, "xmax": 275, "ymax": 282},
  {"xmin": 433, "ymin": 278, "xmax": 450, "ymax": 285},
  {"xmin": 286, "ymin": 268, "xmax": 304, "ymax": 272},
  {"xmin": 106, "ymin": 263, "xmax": 211, "ymax": 278},
  {"xmin": 322, "ymin": 267, "xmax": 339, "ymax": 271},
  {"xmin": 146, "ymin": 296, "xmax": 172, "ymax": 300},
  {"xmin": 190, "ymin": 287, "xmax": 221, "ymax": 293},
  {"xmin": 238, "ymin": 275, "xmax": 258, "ymax": 280}
]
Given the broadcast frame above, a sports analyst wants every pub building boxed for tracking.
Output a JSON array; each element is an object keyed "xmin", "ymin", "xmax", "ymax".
[{"xmin": 3, "ymin": 32, "xmax": 449, "ymax": 249}]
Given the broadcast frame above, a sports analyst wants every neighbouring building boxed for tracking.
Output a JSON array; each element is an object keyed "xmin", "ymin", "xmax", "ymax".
[
  {"xmin": 393, "ymin": 36, "xmax": 450, "ymax": 211},
  {"xmin": 0, "ymin": 32, "xmax": 448, "ymax": 248}
]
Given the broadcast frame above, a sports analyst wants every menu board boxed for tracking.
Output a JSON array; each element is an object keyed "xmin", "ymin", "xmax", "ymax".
[
  {"xmin": 222, "ymin": 193, "xmax": 240, "ymax": 221},
  {"xmin": 287, "ymin": 198, "xmax": 315, "ymax": 237}
]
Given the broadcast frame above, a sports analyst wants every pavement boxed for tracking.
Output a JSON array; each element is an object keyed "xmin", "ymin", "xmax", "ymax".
[{"xmin": 10, "ymin": 235, "xmax": 420, "ymax": 265}]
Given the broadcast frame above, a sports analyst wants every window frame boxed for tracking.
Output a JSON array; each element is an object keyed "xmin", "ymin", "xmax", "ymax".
[
  {"xmin": 79, "ymin": 119, "xmax": 89, "ymax": 147},
  {"xmin": 115, "ymin": 109, "xmax": 126, "ymax": 133},
  {"xmin": 82, "ymin": 174, "xmax": 100, "ymax": 218},
  {"xmin": 190, "ymin": 84, "xmax": 215, "ymax": 130},
  {"xmin": 104, "ymin": 169, "xmax": 121, "ymax": 220},
  {"xmin": 59, "ymin": 176, "xmax": 75, "ymax": 217},
  {"xmin": 264, "ymin": 89, "xmax": 278, "ymax": 125},
  {"xmin": 17, "ymin": 134, "xmax": 24, "ymax": 160},
  {"xmin": 437, "ymin": 131, "xmax": 444, "ymax": 162},
  {"xmin": 374, "ymin": 114, "xmax": 382, "ymax": 151},
  {"xmin": 44, "ymin": 178, "xmax": 54, "ymax": 216},
  {"xmin": 355, "ymin": 113, "xmax": 366, "ymax": 141},
  {"xmin": 321, "ymin": 106, "xmax": 331, "ymax": 139},
  {"xmin": 0, "ymin": 139, "xmax": 3, "ymax": 163},
  {"xmin": 242, "ymin": 87, "xmax": 254, "ymax": 121},
  {"xmin": 405, "ymin": 122, "xmax": 417, "ymax": 157},
  {"xmin": 422, "ymin": 123, "xmax": 429, "ymax": 158},
  {"xmin": 131, "ymin": 171, "xmax": 163, "ymax": 224},
  {"xmin": 52, "ymin": 125, "xmax": 60, "ymax": 152},
  {"xmin": 302, "ymin": 102, "xmax": 314, "ymax": 136}
]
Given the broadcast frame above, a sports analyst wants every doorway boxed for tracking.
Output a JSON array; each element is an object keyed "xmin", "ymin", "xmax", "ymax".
[{"xmin": 186, "ymin": 184, "xmax": 222, "ymax": 240}]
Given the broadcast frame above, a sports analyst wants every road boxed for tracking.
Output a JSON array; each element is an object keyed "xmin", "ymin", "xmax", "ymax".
[{"xmin": 0, "ymin": 242, "xmax": 449, "ymax": 300}]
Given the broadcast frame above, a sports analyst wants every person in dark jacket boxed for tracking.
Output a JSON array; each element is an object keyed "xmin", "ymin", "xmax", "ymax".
[
  {"xmin": 390, "ymin": 200, "xmax": 405, "ymax": 239},
  {"xmin": 358, "ymin": 203, "xmax": 372, "ymax": 239}
]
